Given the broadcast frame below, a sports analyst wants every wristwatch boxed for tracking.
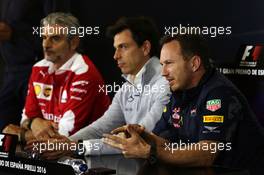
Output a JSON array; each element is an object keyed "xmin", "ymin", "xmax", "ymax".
[
  {"xmin": 23, "ymin": 118, "xmax": 34, "ymax": 130},
  {"xmin": 74, "ymin": 140, "xmax": 86, "ymax": 158},
  {"xmin": 147, "ymin": 141, "xmax": 157, "ymax": 165}
]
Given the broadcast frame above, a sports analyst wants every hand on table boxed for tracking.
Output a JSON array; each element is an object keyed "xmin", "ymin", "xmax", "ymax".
[
  {"xmin": 103, "ymin": 125, "xmax": 150, "ymax": 159},
  {"xmin": 31, "ymin": 118, "xmax": 59, "ymax": 139},
  {"xmin": 2, "ymin": 124, "xmax": 21, "ymax": 138},
  {"xmin": 25, "ymin": 135, "xmax": 76, "ymax": 160}
]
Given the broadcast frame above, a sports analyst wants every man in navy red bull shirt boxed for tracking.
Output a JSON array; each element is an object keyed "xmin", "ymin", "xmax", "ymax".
[{"xmin": 104, "ymin": 34, "xmax": 264, "ymax": 170}]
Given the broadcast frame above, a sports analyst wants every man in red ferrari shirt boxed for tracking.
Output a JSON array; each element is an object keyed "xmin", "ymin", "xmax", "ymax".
[{"xmin": 3, "ymin": 12, "xmax": 110, "ymax": 140}]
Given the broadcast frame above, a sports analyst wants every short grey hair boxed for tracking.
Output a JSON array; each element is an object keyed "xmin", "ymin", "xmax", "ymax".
[{"xmin": 41, "ymin": 12, "xmax": 80, "ymax": 39}]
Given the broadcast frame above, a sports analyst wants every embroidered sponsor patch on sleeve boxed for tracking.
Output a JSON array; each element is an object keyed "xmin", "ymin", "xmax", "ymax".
[
  {"xmin": 163, "ymin": 106, "xmax": 167, "ymax": 113},
  {"xmin": 206, "ymin": 99, "xmax": 221, "ymax": 112},
  {"xmin": 33, "ymin": 82, "xmax": 53, "ymax": 100},
  {"xmin": 203, "ymin": 115, "xmax": 224, "ymax": 123}
]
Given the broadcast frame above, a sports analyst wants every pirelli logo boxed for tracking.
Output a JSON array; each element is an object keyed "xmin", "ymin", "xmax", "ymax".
[{"xmin": 203, "ymin": 115, "xmax": 224, "ymax": 123}]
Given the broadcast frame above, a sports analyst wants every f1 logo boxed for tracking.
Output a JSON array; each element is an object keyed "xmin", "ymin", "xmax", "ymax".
[
  {"xmin": 0, "ymin": 134, "xmax": 5, "ymax": 146},
  {"xmin": 242, "ymin": 45, "xmax": 263, "ymax": 61},
  {"xmin": 241, "ymin": 45, "xmax": 253, "ymax": 61}
]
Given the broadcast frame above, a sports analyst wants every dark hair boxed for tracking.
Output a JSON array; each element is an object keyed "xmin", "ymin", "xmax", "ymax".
[
  {"xmin": 160, "ymin": 34, "xmax": 212, "ymax": 70},
  {"xmin": 106, "ymin": 16, "xmax": 160, "ymax": 57}
]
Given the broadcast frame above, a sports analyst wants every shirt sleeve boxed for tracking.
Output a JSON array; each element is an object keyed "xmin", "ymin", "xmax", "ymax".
[
  {"xmin": 69, "ymin": 89, "xmax": 126, "ymax": 140},
  {"xmin": 58, "ymin": 75, "xmax": 110, "ymax": 136},
  {"xmin": 21, "ymin": 69, "xmax": 42, "ymax": 124},
  {"xmin": 83, "ymin": 139, "xmax": 122, "ymax": 156},
  {"xmin": 198, "ymin": 86, "xmax": 243, "ymax": 142},
  {"xmin": 139, "ymin": 78, "xmax": 171, "ymax": 132}
]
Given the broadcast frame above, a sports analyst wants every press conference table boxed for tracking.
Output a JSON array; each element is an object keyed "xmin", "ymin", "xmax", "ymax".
[
  {"xmin": 0, "ymin": 153, "xmax": 259, "ymax": 175},
  {"xmin": 85, "ymin": 155, "xmax": 252, "ymax": 175}
]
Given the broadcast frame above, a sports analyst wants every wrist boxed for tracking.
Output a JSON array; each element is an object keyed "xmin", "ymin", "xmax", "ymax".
[
  {"xmin": 147, "ymin": 141, "xmax": 157, "ymax": 165},
  {"xmin": 29, "ymin": 118, "xmax": 39, "ymax": 130},
  {"xmin": 144, "ymin": 144, "xmax": 151, "ymax": 159},
  {"xmin": 20, "ymin": 128, "xmax": 26, "ymax": 144},
  {"xmin": 22, "ymin": 119, "xmax": 31, "ymax": 130},
  {"xmin": 22, "ymin": 118, "xmax": 36, "ymax": 130}
]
